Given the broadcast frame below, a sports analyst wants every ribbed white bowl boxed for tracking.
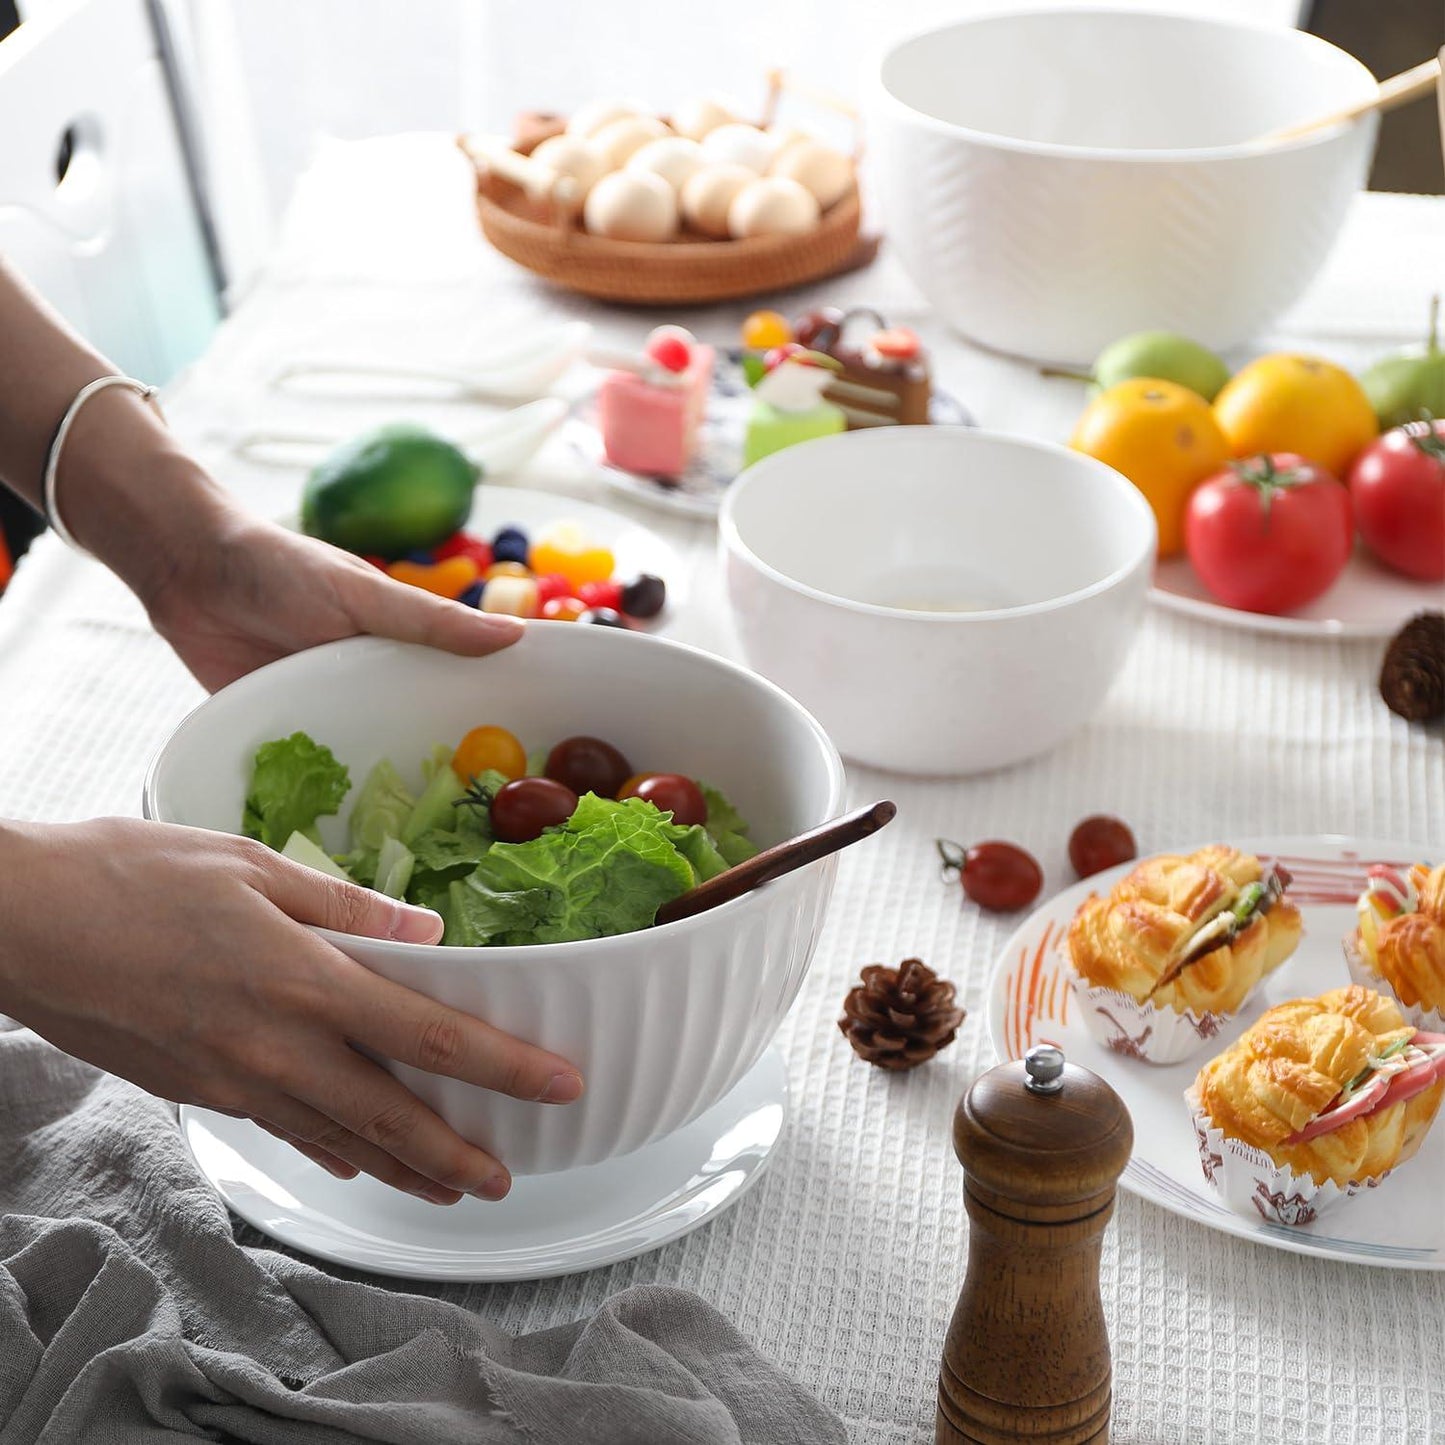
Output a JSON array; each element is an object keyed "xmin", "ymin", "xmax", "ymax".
[
  {"xmin": 868, "ymin": 9, "xmax": 1379, "ymax": 363},
  {"xmin": 144, "ymin": 630, "xmax": 844, "ymax": 1174}
]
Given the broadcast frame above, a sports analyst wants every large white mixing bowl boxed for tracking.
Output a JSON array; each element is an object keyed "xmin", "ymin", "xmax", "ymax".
[
  {"xmin": 868, "ymin": 8, "xmax": 1379, "ymax": 362},
  {"xmin": 145, "ymin": 629, "xmax": 845, "ymax": 1174}
]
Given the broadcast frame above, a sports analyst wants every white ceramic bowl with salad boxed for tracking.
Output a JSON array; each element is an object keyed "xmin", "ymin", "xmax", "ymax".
[
  {"xmin": 868, "ymin": 8, "xmax": 1378, "ymax": 362},
  {"xmin": 144, "ymin": 628, "xmax": 845, "ymax": 1174},
  {"xmin": 719, "ymin": 426, "xmax": 1156, "ymax": 776}
]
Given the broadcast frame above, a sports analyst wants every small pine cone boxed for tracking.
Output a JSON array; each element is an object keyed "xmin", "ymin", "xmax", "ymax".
[
  {"xmin": 1380, "ymin": 612, "xmax": 1445, "ymax": 723},
  {"xmin": 839, "ymin": 958, "xmax": 965, "ymax": 1071}
]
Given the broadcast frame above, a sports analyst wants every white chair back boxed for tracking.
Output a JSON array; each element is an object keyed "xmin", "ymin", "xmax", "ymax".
[{"xmin": 0, "ymin": 0, "xmax": 219, "ymax": 385}]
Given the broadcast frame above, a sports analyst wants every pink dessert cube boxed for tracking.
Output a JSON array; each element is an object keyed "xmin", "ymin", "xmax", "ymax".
[{"xmin": 598, "ymin": 344, "xmax": 714, "ymax": 479}]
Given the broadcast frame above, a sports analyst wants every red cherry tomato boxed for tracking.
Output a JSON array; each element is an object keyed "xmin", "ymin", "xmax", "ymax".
[
  {"xmin": 1068, "ymin": 815, "xmax": 1137, "ymax": 878},
  {"xmin": 937, "ymin": 838, "xmax": 1042, "ymax": 913},
  {"xmin": 1184, "ymin": 452, "xmax": 1353, "ymax": 614},
  {"xmin": 545, "ymin": 735, "xmax": 633, "ymax": 798},
  {"xmin": 1347, "ymin": 421, "xmax": 1445, "ymax": 582},
  {"xmin": 621, "ymin": 772, "xmax": 707, "ymax": 827},
  {"xmin": 489, "ymin": 777, "xmax": 579, "ymax": 843}
]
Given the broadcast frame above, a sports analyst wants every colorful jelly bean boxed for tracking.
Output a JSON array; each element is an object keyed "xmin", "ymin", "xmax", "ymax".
[
  {"xmin": 434, "ymin": 531, "xmax": 494, "ymax": 570},
  {"xmin": 482, "ymin": 574, "xmax": 539, "ymax": 618},
  {"xmin": 578, "ymin": 579, "xmax": 624, "ymax": 613},
  {"xmin": 530, "ymin": 522, "xmax": 615, "ymax": 588},
  {"xmin": 484, "ymin": 561, "xmax": 532, "ymax": 581},
  {"xmin": 541, "ymin": 596, "xmax": 588, "ymax": 622},
  {"xmin": 386, "ymin": 556, "xmax": 481, "ymax": 599},
  {"xmin": 492, "ymin": 526, "xmax": 530, "ymax": 564},
  {"xmin": 534, "ymin": 572, "xmax": 574, "ymax": 607},
  {"xmin": 458, "ymin": 581, "xmax": 485, "ymax": 609}
]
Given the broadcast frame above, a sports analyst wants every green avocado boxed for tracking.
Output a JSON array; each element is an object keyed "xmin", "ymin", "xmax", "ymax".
[
  {"xmin": 1092, "ymin": 330, "xmax": 1231, "ymax": 402},
  {"xmin": 301, "ymin": 424, "xmax": 480, "ymax": 557},
  {"xmin": 1360, "ymin": 296, "xmax": 1445, "ymax": 430}
]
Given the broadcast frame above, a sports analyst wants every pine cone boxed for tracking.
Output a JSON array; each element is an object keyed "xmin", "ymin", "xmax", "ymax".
[
  {"xmin": 1380, "ymin": 612, "xmax": 1445, "ymax": 723},
  {"xmin": 839, "ymin": 959, "xmax": 965, "ymax": 1071}
]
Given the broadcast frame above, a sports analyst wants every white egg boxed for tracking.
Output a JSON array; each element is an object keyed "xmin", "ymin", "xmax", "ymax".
[
  {"xmin": 583, "ymin": 169, "xmax": 678, "ymax": 242},
  {"xmin": 591, "ymin": 115, "xmax": 671, "ymax": 170},
  {"xmin": 626, "ymin": 136, "xmax": 706, "ymax": 193},
  {"xmin": 764, "ymin": 124, "xmax": 811, "ymax": 160},
  {"xmin": 699, "ymin": 122, "xmax": 777, "ymax": 175},
  {"xmin": 566, "ymin": 99, "xmax": 639, "ymax": 140},
  {"xmin": 680, "ymin": 162, "xmax": 756, "ymax": 239},
  {"xmin": 727, "ymin": 176, "xmax": 820, "ymax": 239},
  {"xmin": 529, "ymin": 134, "xmax": 608, "ymax": 200},
  {"xmin": 673, "ymin": 96, "xmax": 737, "ymax": 143},
  {"xmin": 770, "ymin": 138, "xmax": 854, "ymax": 210}
]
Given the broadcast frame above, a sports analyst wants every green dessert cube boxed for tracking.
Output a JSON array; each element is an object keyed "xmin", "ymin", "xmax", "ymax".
[{"xmin": 742, "ymin": 401, "xmax": 846, "ymax": 467}]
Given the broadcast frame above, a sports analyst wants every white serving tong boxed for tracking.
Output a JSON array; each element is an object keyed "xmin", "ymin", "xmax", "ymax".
[
  {"xmin": 231, "ymin": 396, "xmax": 569, "ymax": 476},
  {"xmin": 269, "ymin": 321, "xmax": 592, "ymax": 403}
]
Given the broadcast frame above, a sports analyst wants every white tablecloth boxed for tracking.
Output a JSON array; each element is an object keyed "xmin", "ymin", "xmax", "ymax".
[{"xmin": 3, "ymin": 136, "xmax": 1443, "ymax": 1445}]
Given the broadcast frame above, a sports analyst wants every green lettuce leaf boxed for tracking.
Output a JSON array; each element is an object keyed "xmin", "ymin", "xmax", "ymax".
[
  {"xmin": 348, "ymin": 759, "xmax": 415, "ymax": 852},
  {"xmin": 444, "ymin": 874, "xmax": 556, "ymax": 946},
  {"xmin": 667, "ymin": 823, "xmax": 729, "ymax": 883},
  {"xmin": 242, "ymin": 733, "xmax": 350, "ymax": 852},
  {"xmin": 459, "ymin": 793, "xmax": 694, "ymax": 945},
  {"xmin": 335, "ymin": 847, "xmax": 379, "ymax": 887},
  {"xmin": 699, "ymin": 782, "xmax": 758, "ymax": 867}
]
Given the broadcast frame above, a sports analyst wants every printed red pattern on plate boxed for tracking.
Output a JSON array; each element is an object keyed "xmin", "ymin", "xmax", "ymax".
[{"xmin": 1266, "ymin": 852, "xmax": 1417, "ymax": 906}]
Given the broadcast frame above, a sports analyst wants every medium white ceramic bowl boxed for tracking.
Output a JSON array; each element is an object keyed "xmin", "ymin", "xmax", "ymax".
[
  {"xmin": 719, "ymin": 427, "xmax": 1155, "ymax": 774},
  {"xmin": 868, "ymin": 8, "xmax": 1379, "ymax": 362},
  {"xmin": 144, "ymin": 629, "xmax": 844, "ymax": 1174}
]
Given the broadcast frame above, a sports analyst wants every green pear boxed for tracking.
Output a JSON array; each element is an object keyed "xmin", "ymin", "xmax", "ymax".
[
  {"xmin": 1043, "ymin": 330, "xmax": 1231, "ymax": 402},
  {"xmin": 1360, "ymin": 296, "xmax": 1445, "ymax": 429}
]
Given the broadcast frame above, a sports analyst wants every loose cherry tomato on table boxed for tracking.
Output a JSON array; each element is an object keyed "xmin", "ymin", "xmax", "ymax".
[
  {"xmin": 490, "ymin": 777, "xmax": 580, "ymax": 843},
  {"xmin": 1068, "ymin": 815, "xmax": 1137, "ymax": 878},
  {"xmin": 937, "ymin": 838, "xmax": 1043, "ymax": 913},
  {"xmin": 1184, "ymin": 453, "xmax": 1353, "ymax": 615},
  {"xmin": 619, "ymin": 772, "xmax": 707, "ymax": 827},
  {"xmin": 1347, "ymin": 420, "xmax": 1445, "ymax": 582},
  {"xmin": 545, "ymin": 735, "xmax": 633, "ymax": 798},
  {"xmin": 452, "ymin": 725, "xmax": 527, "ymax": 783}
]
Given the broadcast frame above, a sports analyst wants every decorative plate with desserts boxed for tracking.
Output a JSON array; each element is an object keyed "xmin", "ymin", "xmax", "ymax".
[
  {"xmin": 987, "ymin": 838, "xmax": 1445, "ymax": 1269},
  {"xmin": 569, "ymin": 308, "xmax": 973, "ymax": 518}
]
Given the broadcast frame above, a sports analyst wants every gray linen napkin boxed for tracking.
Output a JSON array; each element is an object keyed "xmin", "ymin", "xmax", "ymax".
[{"xmin": 0, "ymin": 1020, "xmax": 846, "ymax": 1444}]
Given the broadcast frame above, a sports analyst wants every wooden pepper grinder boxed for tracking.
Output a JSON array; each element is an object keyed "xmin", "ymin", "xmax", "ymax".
[{"xmin": 937, "ymin": 1044, "xmax": 1133, "ymax": 1445}]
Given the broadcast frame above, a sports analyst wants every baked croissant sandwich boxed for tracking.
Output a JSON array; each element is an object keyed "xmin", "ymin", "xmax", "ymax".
[
  {"xmin": 1193, "ymin": 985, "xmax": 1445, "ymax": 1189},
  {"xmin": 1350, "ymin": 863, "xmax": 1445, "ymax": 1018},
  {"xmin": 1068, "ymin": 845, "xmax": 1301, "ymax": 1016}
]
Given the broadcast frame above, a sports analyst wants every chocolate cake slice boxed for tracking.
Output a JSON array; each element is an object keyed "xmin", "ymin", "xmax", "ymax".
[{"xmin": 793, "ymin": 307, "xmax": 932, "ymax": 428}]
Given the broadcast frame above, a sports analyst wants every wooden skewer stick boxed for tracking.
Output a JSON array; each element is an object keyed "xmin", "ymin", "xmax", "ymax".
[
  {"xmin": 655, "ymin": 800, "xmax": 897, "ymax": 926},
  {"xmin": 1258, "ymin": 56, "xmax": 1441, "ymax": 146}
]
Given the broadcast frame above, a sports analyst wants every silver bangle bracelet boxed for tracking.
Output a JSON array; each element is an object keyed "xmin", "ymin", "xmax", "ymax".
[{"xmin": 42, "ymin": 375, "xmax": 164, "ymax": 554}]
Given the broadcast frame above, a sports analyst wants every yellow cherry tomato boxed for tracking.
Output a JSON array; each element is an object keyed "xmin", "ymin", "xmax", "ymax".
[
  {"xmin": 385, "ymin": 556, "xmax": 480, "ymax": 599},
  {"xmin": 451, "ymin": 725, "xmax": 526, "ymax": 783},
  {"xmin": 1069, "ymin": 378, "xmax": 1230, "ymax": 556},
  {"xmin": 741, "ymin": 310, "xmax": 792, "ymax": 350},
  {"xmin": 1213, "ymin": 354, "xmax": 1378, "ymax": 476}
]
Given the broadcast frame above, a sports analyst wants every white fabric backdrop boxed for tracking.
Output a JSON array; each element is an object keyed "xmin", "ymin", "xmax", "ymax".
[{"xmin": 164, "ymin": 0, "xmax": 1307, "ymax": 299}]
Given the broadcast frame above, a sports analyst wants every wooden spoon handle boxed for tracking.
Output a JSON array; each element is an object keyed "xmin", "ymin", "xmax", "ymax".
[
  {"xmin": 1261, "ymin": 56, "xmax": 1441, "ymax": 145},
  {"xmin": 655, "ymin": 800, "xmax": 896, "ymax": 927}
]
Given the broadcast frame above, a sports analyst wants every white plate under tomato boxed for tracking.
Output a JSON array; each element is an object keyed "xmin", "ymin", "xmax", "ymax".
[
  {"xmin": 1151, "ymin": 551, "xmax": 1437, "ymax": 640},
  {"xmin": 987, "ymin": 835, "xmax": 1445, "ymax": 1270}
]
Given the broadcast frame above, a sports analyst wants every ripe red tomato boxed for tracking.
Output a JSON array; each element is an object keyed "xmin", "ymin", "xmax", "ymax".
[
  {"xmin": 621, "ymin": 773, "xmax": 707, "ymax": 827},
  {"xmin": 544, "ymin": 735, "xmax": 633, "ymax": 798},
  {"xmin": 490, "ymin": 778, "xmax": 578, "ymax": 842},
  {"xmin": 1347, "ymin": 421, "xmax": 1445, "ymax": 582},
  {"xmin": 1184, "ymin": 453, "xmax": 1353, "ymax": 614}
]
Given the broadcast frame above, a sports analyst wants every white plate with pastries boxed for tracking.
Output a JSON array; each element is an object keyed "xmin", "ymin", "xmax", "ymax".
[{"xmin": 987, "ymin": 836, "xmax": 1445, "ymax": 1270}]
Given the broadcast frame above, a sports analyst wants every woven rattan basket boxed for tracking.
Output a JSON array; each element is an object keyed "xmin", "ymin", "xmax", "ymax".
[{"xmin": 458, "ymin": 86, "xmax": 879, "ymax": 306}]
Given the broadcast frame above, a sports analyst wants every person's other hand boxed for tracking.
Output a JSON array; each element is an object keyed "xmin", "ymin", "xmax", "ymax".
[
  {"xmin": 0, "ymin": 817, "xmax": 584, "ymax": 1202},
  {"xmin": 144, "ymin": 511, "xmax": 520, "ymax": 692}
]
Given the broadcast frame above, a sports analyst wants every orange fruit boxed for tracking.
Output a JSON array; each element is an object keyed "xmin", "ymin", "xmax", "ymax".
[
  {"xmin": 1213, "ymin": 354, "xmax": 1378, "ymax": 476},
  {"xmin": 1069, "ymin": 378, "xmax": 1230, "ymax": 556}
]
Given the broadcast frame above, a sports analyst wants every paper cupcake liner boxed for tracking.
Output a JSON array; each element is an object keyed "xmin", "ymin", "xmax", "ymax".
[
  {"xmin": 1342, "ymin": 938, "xmax": 1445, "ymax": 1035},
  {"xmin": 1184, "ymin": 1085, "xmax": 1389, "ymax": 1227},
  {"xmin": 1070, "ymin": 978, "xmax": 1232, "ymax": 1066}
]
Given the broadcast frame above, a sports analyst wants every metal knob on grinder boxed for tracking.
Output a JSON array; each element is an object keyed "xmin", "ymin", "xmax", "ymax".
[{"xmin": 936, "ymin": 1045, "xmax": 1133, "ymax": 1445}]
